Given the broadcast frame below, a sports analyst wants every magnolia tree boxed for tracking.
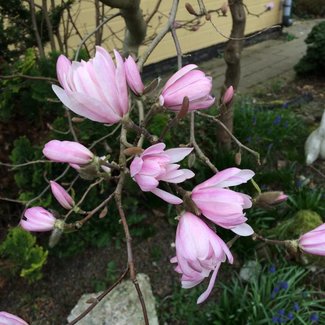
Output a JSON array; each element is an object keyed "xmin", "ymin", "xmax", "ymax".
[{"xmin": 2, "ymin": 1, "xmax": 324, "ymax": 324}]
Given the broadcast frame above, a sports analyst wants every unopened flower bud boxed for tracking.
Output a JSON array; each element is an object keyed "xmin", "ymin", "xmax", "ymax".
[
  {"xmin": 43, "ymin": 140, "xmax": 93, "ymax": 166},
  {"xmin": 185, "ymin": 3, "xmax": 198, "ymax": 16},
  {"xmin": 21, "ymin": 207, "xmax": 56, "ymax": 232},
  {"xmin": 220, "ymin": 2, "xmax": 228, "ymax": 16},
  {"xmin": 254, "ymin": 191, "xmax": 288, "ymax": 209},
  {"xmin": 123, "ymin": 147, "xmax": 144, "ymax": 156},
  {"xmin": 235, "ymin": 152, "xmax": 242, "ymax": 165},
  {"xmin": 50, "ymin": 181, "xmax": 74, "ymax": 210},
  {"xmin": 222, "ymin": 86, "xmax": 234, "ymax": 104},
  {"xmin": 265, "ymin": 1, "xmax": 274, "ymax": 11},
  {"xmin": 124, "ymin": 55, "xmax": 144, "ymax": 96}
]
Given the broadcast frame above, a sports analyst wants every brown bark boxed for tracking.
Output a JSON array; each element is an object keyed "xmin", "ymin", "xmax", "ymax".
[
  {"xmin": 99, "ymin": 0, "xmax": 147, "ymax": 56},
  {"xmin": 217, "ymin": 0, "xmax": 246, "ymax": 149}
]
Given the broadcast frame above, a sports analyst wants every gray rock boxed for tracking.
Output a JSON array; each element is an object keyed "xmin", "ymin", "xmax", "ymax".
[{"xmin": 67, "ymin": 273, "xmax": 158, "ymax": 325}]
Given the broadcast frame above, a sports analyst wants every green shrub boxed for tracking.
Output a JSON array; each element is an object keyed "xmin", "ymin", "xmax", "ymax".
[
  {"xmin": 295, "ymin": 21, "xmax": 325, "ymax": 77},
  {"xmin": 0, "ymin": 227, "xmax": 48, "ymax": 282}
]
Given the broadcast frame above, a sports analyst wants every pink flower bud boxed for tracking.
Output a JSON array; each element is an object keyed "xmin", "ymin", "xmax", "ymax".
[
  {"xmin": 124, "ymin": 56, "xmax": 144, "ymax": 96},
  {"xmin": 171, "ymin": 212, "xmax": 233, "ymax": 304},
  {"xmin": 43, "ymin": 140, "xmax": 93, "ymax": 166},
  {"xmin": 130, "ymin": 143, "xmax": 194, "ymax": 204},
  {"xmin": 191, "ymin": 167, "xmax": 255, "ymax": 236},
  {"xmin": 265, "ymin": 1, "xmax": 274, "ymax": 10},
  {"xmin": 222, "ymin": 85, "xmax": 234, "ymax": 104},
  {"xmin": 52, "ymin": 47, "xmax": 128, "ymax": 124},
  {"xmin": 0, "ymin": 312, "xmax": 28, "ymax": 325},
  {"xmin": 21, "ymin": 207, "xmax": 56, "ymax": 232},
  {"xmin": 50, "ymin": 181, "xmax": 74, "ymax": 209},
  {"xmin": 159, "ymin": 64, "xmax": 215, "ymax": 112},
  {"xmin": 299, "ymin": 223, "xmax": 325, "ymax": 256},
  {"xmin": 255, "ymin": 191, "xmax": 288, "ymax": 208},
  {"xmin": 220, "ymin": 2, "xmax": 228, "ymax": 16}
]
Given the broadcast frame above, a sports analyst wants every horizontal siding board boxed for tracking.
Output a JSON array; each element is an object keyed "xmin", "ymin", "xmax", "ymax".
[{"xmin": 37, "ymin": 0, "xmax": 283, "ymax": 64}]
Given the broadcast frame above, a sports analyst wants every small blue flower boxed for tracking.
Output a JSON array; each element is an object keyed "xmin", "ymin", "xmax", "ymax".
[
  {"xmin": 310, "ymin": 313, "xmax": 319, "ymax": 323},
  {"xmin": 278, "ymin": 309, "xmax": 285, "ymax": 315},
  {"xmin": 273, "ymin": 115, "xmax": 282, "ymax": 126},
  {"xmin": 279, "ymin": 281, "xmax": 289, "ymax": 290},
  {"xmin": 271, "ymin": 286, "xmax": 280, "ymax": 299},
  {"xmin": 293, "ymin": 302, "xmax": 300, "ymax": 312},
  {"xmin": 272, "ymin": 315, "xmax": 280, "ymax": 323},
  {"xmin": 252, "ymin": 115, "xmax": 257, "ymax": 126},
  {"xmin": 269, "ymin": 264, "xmax": 276, "ymax": 273},
  {"xmin": 287, "ymin": 312, "xmax": 294, "ymax": 320},
  {"xmin": 282, "ymin": 102, "xmax": 289, "ymax": 109}
]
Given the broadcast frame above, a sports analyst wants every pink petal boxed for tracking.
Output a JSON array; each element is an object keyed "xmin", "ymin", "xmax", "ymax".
[
  {"xmin": 150, "ymin": 188, "xmax": 183, "ymax": 204},
  {"xmin": 134, "ymin": 174, "xmax": 159, "ymax": 191},
  {"xmin": 231, "ymin": 223, "xmax": 254, "ymax": 236},
  {"xmin": 197, "ymin": 262, "xmax": 221, "ymax": 304},
  {"xmin": 164, "ymin": 147, "xmax": 193, "ymax": 163},
  {"xmin": 130, "ymin": 157, "xmax": 143, "ymax": 177},
  {"xmin": 56, "ymin": 55, "xmax": 71, "ymax": 88},
  {"xmin": 162, "ymin": 64, "xmax": 198, "ymax": 91}
]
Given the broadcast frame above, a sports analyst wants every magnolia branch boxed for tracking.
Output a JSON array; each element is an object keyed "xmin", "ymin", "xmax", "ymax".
[{"xmin": 196, "ymin": 111, "xmax": 261, "ymax": 164}]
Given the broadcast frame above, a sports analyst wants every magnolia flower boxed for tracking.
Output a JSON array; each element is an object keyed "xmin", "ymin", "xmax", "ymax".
[
  {"xmin": 21, "ymin": 207, "xmax": 56, "ymax": 232},
  {"xmin": 124, "ymin": 55, "xmax": 144, "ymax": 96},
  {"xmin": 191, "ymin": 167, "xmax": 255, "ymax": 236},
  {"xmin": 222, "ymin": 85, "xmax": 234, "ymax": 104},
  {"xmin": 50, "ymin": 181, "xmax": 74, "ymax": 209},
  {"xmin": 299, "ymin": 223, "xmax": 325, "ymax": 256},
  {"xmin": 159, "ymin": 64, "xmax": 215, "ymax": 112},
  {"xmin": 52, "ymin": 47, "xmax": 128, "ymax": 124},
  {"xmin": 0, "ymin": 312, "xmax": 28, "ymax": 325},
  {"xmin": 171, "ymin": 212, "xmax": 233, "ymax": 304},
  {"xmin": 43, "ymin": 140, "xmax": 93, "ymax": 166},
  {"xmin": 130, "ymin": 143, "xmax": 194, "ymax": 204}
]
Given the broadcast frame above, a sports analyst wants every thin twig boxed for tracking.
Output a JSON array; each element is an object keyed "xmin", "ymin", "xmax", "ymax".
[
  {"xmin": 74, "ymin": 13, "xmax": 121, "ymax": 61},
  {"xmin": 138, "ymin": 0, "xmax": 179, "ymax": 69},
  {"xmin": 145, "ymin": 0, "xmax": 162, "ymax": 24},
  {"xmin": 196, "ymin": 111, "xmax": 261, "ymax": 164},
  {"xmin": 190, "ymin": 112, "xmax": 218, "ymax": 173},
  {"xmin": 68, "ymin": 267, "xmax": 129, "ymax": 325},
  {"xmin": 0, "ymin": 160, "xmax": 52, "ymax": 170},
  {"xmin": 0, "ymin": 74, "xmax": 57, "ymax": 83}
]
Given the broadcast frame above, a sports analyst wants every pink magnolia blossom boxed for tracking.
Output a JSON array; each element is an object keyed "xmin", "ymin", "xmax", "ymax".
[
  {"xmin": 52, "ymin": 47, "xmax": 128, "ymax": 124},
  {"xmin": 43, "ymin": 140, "xmax": 93, "ymax": 166},
  {"xmin": 171, "ymin": 212, "xmax": 233, "ymax": 304},
  {"xmin": 222, "ymin": 85, "xmax": 234, "ymax": 104},
  {"xmin": 0, "ymin": 312, "xmax": 28, "ymax": 325},
  {"xmin": 130, "ymin": 143, "xmax": 194, "ymax": 204},
  {"xmin": 21, "ymin": 207, "xmax": 56, "ymax": 232},
  {"xmin": 299, "ymin": 223, "xmax": 325, "ymax": 256},
  {"xmin": 159, "ymin": 64, "xmax": 215, "ymax": 112},
  {"xmin": 50, "ymin": 181, "xmax": 74, "ymax": 209},
  {"xmin": 191, "ymin": 167, "xmax": 255, "ymax": 236},
  {"xmin": 124, "ymin": 55, "xmax": 144, "ymax": 96}
]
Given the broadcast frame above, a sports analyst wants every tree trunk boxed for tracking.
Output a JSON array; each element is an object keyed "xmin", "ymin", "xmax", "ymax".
[
  {"xmin": 99, "ymin": 0, "xmax": 147, "ymax": 56},
  {"xmin": 217, "ymin": 0, "xmax": 246, "ymax": 149}
]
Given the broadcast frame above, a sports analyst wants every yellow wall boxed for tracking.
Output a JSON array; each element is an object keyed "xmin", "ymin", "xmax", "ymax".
[{"xmin": 40, "ymin": 1, "xmax": 283, "ymax": 65}]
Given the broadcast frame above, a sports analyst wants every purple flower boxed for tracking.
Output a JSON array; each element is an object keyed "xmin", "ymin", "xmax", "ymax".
[
  {"xmin": 310, "ymin": 313, "xmax": 319, "ymax": 323},
  {"xmin": 269, "ymin": 264, "xmax": 276, "ymax": 273},
  {"xmin": 299, "ymin": 223, "xmax": 325, "ymax": 256},
  {"xmin": 124, "ymin": 55, "xmax": 144, "ymax": 96},
  {"xmin": 0, "ymin": 312, "xmax": 28, "ymax": 325},
  {"xmin": 130, "ymin": 143, "xmax": 194, "ymax": 204},
  {"xmin": 52, "ymin": 47, "xmax": 128, "ymax": 124},
  {"xmin": 191, "ymin": 167, "xmax": 255, "ymax": 236},
  {"xmin": 50, "ymin": 181, "xmax": 74, "ymax": 210},
  {"xmin": 273, "ymin": 115, "xmax": 282, "ymax": 126},
  {"xmin": 21, "ymin": 207, "xmax": 56, "ymax": 232},
  {"xmin": 171, "ymin": 212, "xmax": 233, "ymax": 304},
  {"xmin": 293, "ymin": 302, "xmax": 300, "ymax": 311},
  {"xmin": 159, "ymin": 64, "xmax": 215, "ymax": 112},
  {"xmin": 43, "ymin": 140, "xmax": 93, "ymax": 166}
]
